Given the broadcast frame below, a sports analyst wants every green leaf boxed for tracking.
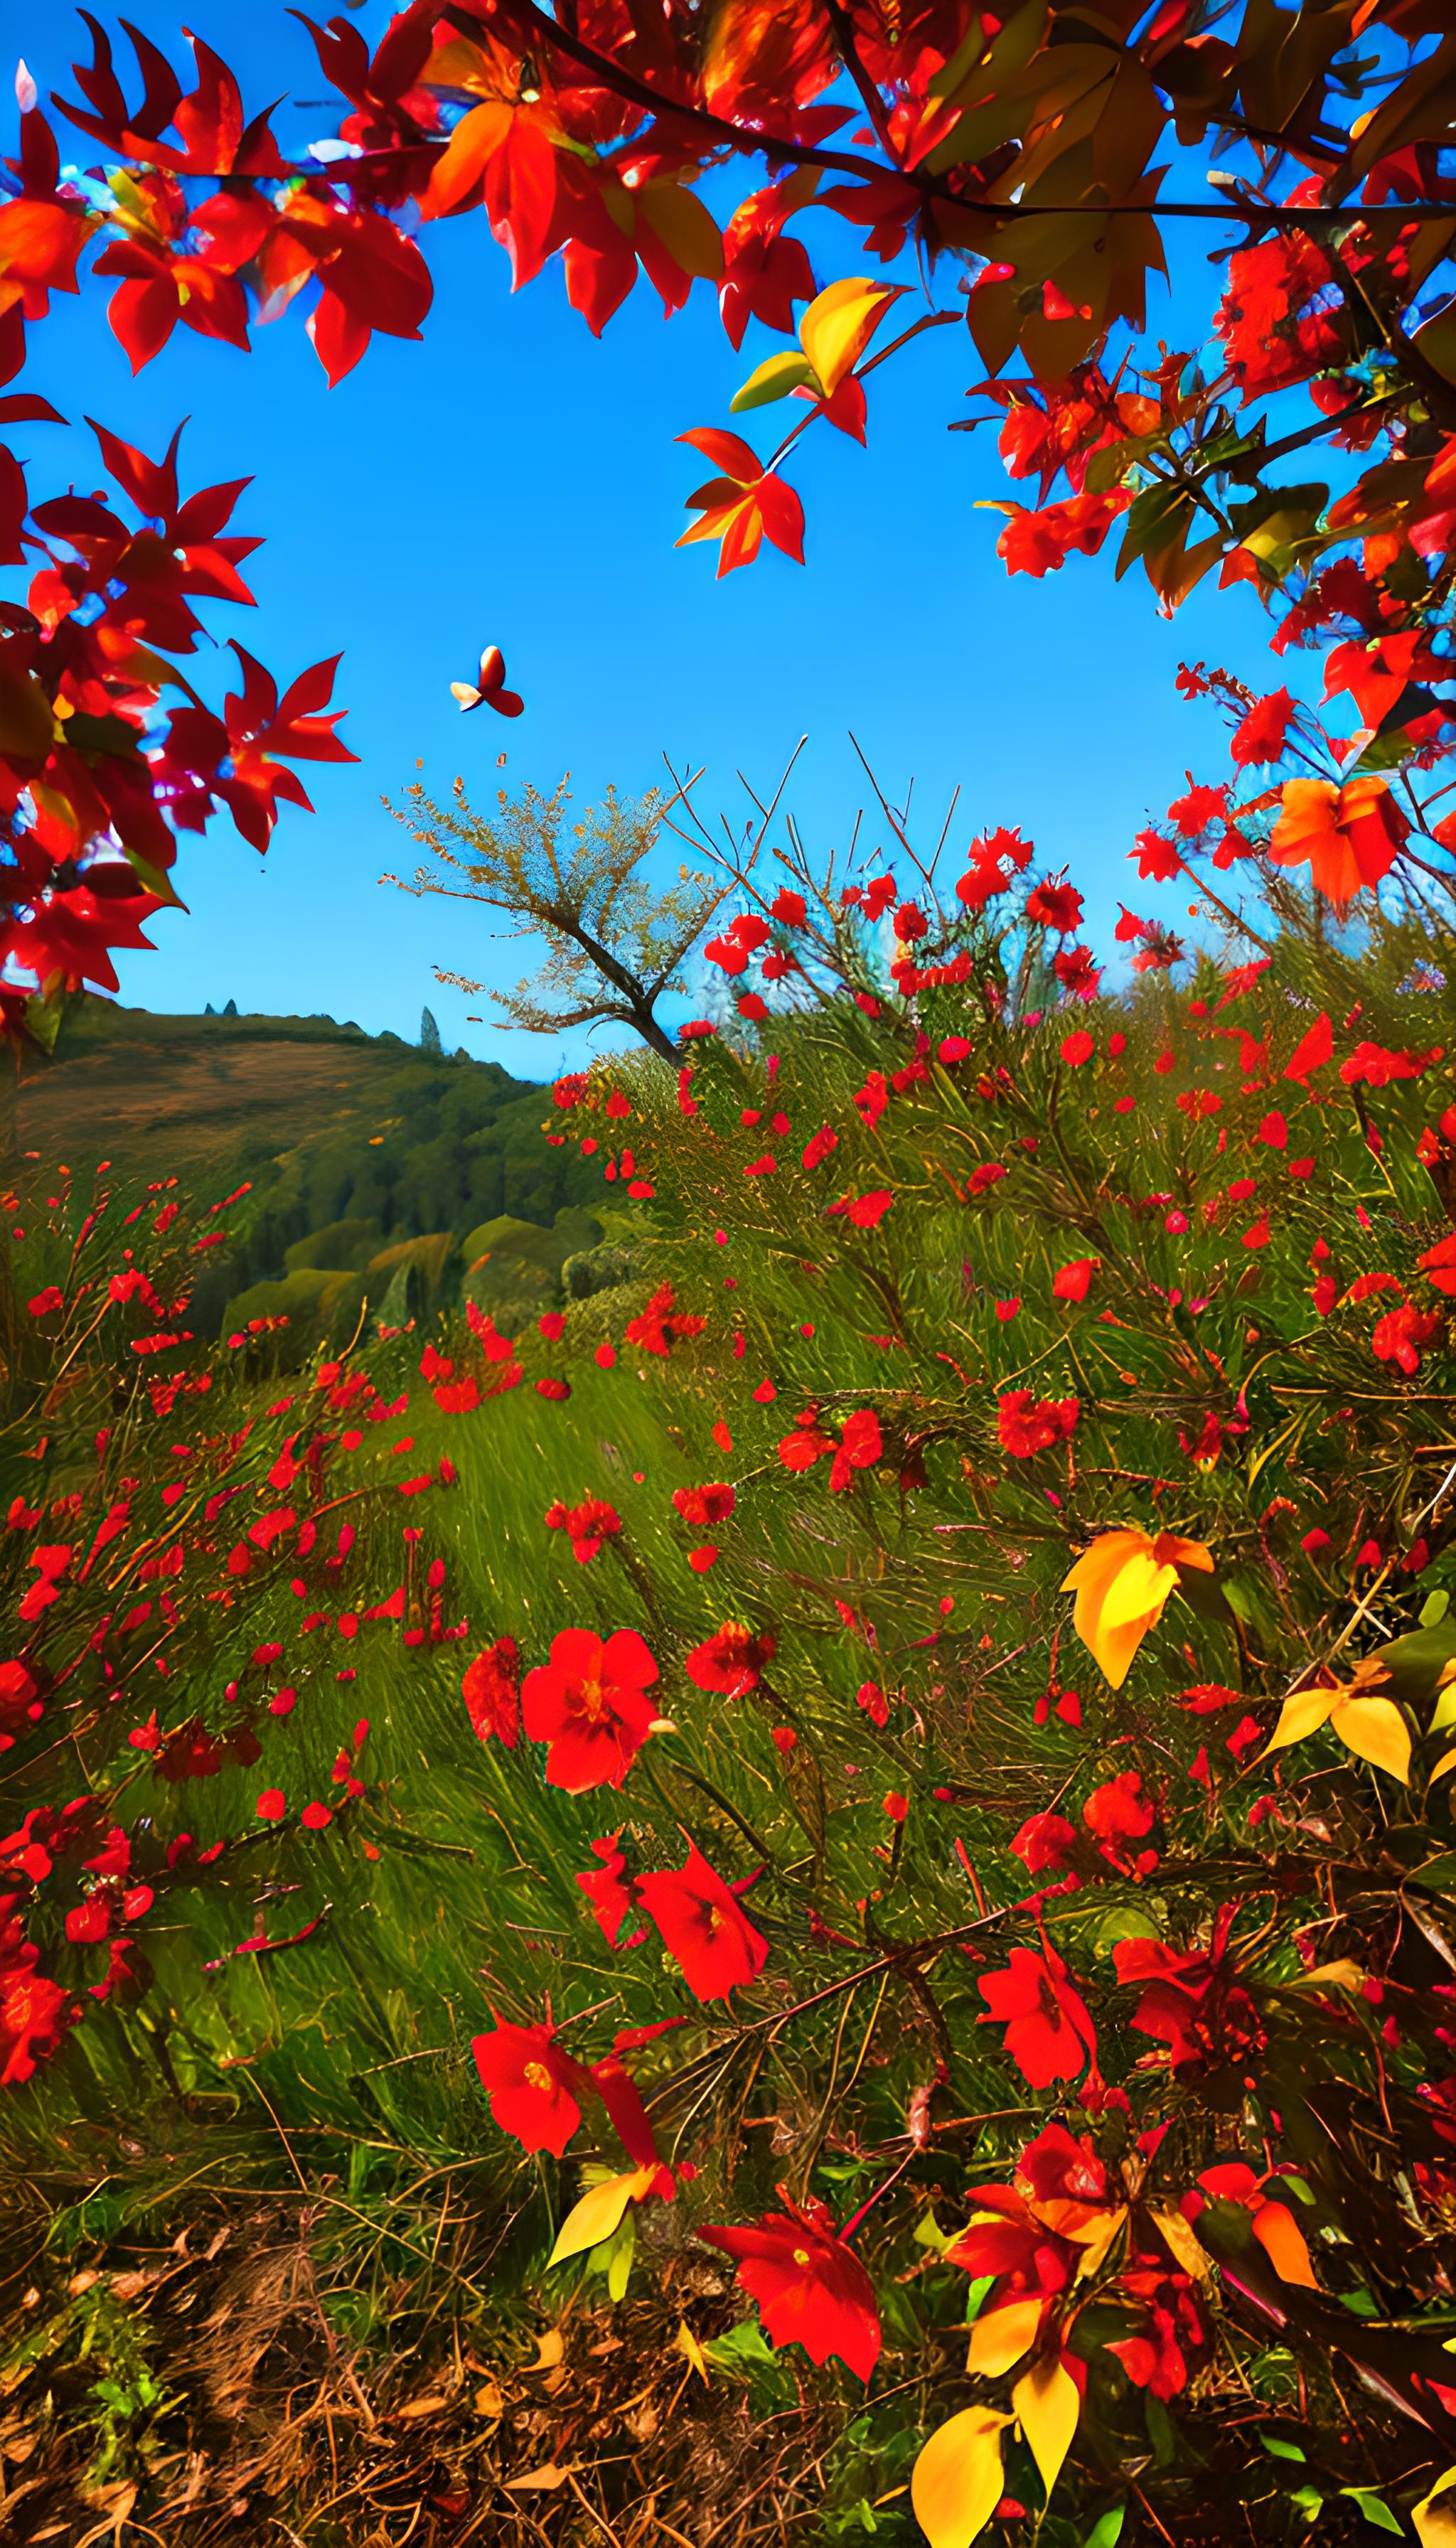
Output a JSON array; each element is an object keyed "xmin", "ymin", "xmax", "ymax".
[
  {"xmin": 1260, "ymin": 2435, "xmax": 1307, "ymax": 2463},
  {"xmin": 1422, "ymin": 1590, "xmax": 1451, "ymax": 1628},
  {"xmin": 1083, "ymin": 432, "xmax": 1161, "ymax": 496},
  {"xmin": 1340, "ymin": 2488, "xmax": 1403, "ymax": 2535},
  {"xmin": 1083, "ymin": 2512, "xmax": 1126, "ymax": 2548},
  {"xmin": 1093, "ymin": 1906, "xmax": 1161, "ymax": 1956},
  {"xmin": 1290, "ymin": 2485, "xmax": 1324, "ymax": 2521},
  {"xmin": 730, "ymin": 352, "xmax": 815, "ymax": 412},
  {"xmin": 1115, "ymin": 478, "xmax": 1196, "ymax": 580}
]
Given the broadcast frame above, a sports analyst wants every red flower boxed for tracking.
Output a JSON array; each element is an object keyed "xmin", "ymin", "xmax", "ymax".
[
  {"xmin": 997, "ymin": 1390, "xmax": 1078, "ymax": 1458},
  {"xmin": 1112, "ymin": 1905, "xmax": 1264, "ymax": 2076},
  {"xmin": 685, "ymin": 1621, "xmax": 776, "ymax": 1696},
  {"xmin": 635, "ymin": 1840, "xmax": 769, "ymax": 2000},
  {"xmin": 673, "ymin": 1482, "xmax": 736, "ymax": 1529},
  {"xmin": 778, "ymin": 1407, "xmax": 883, "ymax": 1493},
  {"xmin": 0, "ymin": 1906, "xmax": 73, "ymax": 2086},
  {"xmin": 1372, "ymin": 1301, "xmax": 1440, "ymax": 1375},
  {"xmin": 461, "ymin": 1637, "xmax": 520, "ymax": 1747},
  {"xmin": 1053, "ymin": 943, "xmax": 1101, "ymax": 1001},
  {"xmin": 624, "ymin": 1284, "xmax": 706, "ymax": 1356},
  {"xmin": 545, "ymin": 1497, "xmax": 623, "ymax": 1562},
  {"xmin": 520, "ymin": 1628, "xmax": 660, "ymax": 1791},
  {"xmin": 1107, "ymin": 2258, "xmax": 1210, "ymax": 2399},
  {"xmin": 1026, "ymin": 880, "xmax": 1083, "ymax": 933},
  {"xmin": 830, "ymin": 1408, "xmax": 882, "ymax": 1491},
  {"xmin": 577, "ymin": 1829, "xmax": 648, "ymax": 1949},
  {"xmin": 471, "ymin": 2017, "xmax": 585, "ymax": 2156},
  {"xmin": 1082, "ymin": 1770, "xmax": 1158, "ymax": 1874},
  {"xmin": 1231, "ymin": 687, "xmax": 1295, "ymax": 766},
  {"xmin": 978, "ymin": 1943, "xmax": 1097, "ymax": 2088},
  {"xmin": 1052, "ymin": 1257, "xmax": 1098, "ymax": 1302},
  {"xmin": 825, "ymin": 1189, "xmax": 894, "ymax": 1230},
  {"xmin": 1009, "ymin": 1811, "xmax": 1078, "ymax": 1876},
  {"xmin": 700, "ymin": 2195, "xmax": 881, "ymax": 2380}
]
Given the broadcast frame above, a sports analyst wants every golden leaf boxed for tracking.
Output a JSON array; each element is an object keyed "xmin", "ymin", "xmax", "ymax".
[
  {"xmin": 1331, "ymin": 1693, "xmax": 1411, "ymax": 1784},
  {"xmin": 1296, "ymin": 1960, "xmax": 1366, "ymax": 1993},
  {"xmin": 675, "ymin": 2320, "xmax": 711, "ymax": 2382},
  {"xmin": 911, "ymin": 2404, "xmax": 1015, "ymax": 2548},
  {"xmin": 1413, "ymin": 2468, "xmax": 1456, "ymax": 2547},
  {"xmin": 638, "ymin": 183, "xmax": 724, "ymax": 281},
  {"xmin": 530, "ymin": 2329, "xmax": 564, "ymax": 2370},
  {"xmin": 1012, "ymin": 2353, "xmax": 1081, "ymax": 2500},
  {"xmin": 547, "ymin": 2166, "xmax": 657, "ymax": 2268},
  {"xmin": 1262, "ymin": 1684, "xmax": 1337, "ymax": 1755},
  {"xmin": 503, "ymin": 2462, "xmax": 576, "ymax": 2493},
  {"xmin": 1069, "ymin": 2205, "xmax": 1126, "ymax": 2280},
  {"xmin": 1097, "ymin": 1550, "xmax": 1179, "ymax": 1634},
  {"xmin": 798, "ymin": 279, "xmax": 904, "ymax": 398},
  {"xmin": 1150, "ymin": 2207, "xmax": 1213, "ymax": 2286},
  {"xmin": 967, "ymin": 2294, "xmax": 1044, "ymax": 2378}
]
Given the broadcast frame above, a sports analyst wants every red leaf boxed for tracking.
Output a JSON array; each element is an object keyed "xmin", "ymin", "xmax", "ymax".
[
  {"xmin": 308, "ymin": 290, "xmax": 370, "ymax": 387},
  {"xmin": 483, "ymin": 117, "xmax": 559, "ymax": 291},
  {"xmin": 756, "ymin": 474, "xmax": 805, "ymax": 563},
  {"xmin": 678, "ymin": 426, "xmax": 764, "ymax": 485},
  {"xmin": 0, "ymin": 446, "xmax": 28, "ymax": 567},
  {"xmin": 0, "ymin": 394, "xmax": 66, "ymax": 425},
  {"xmin": 107, "ymin": 276, "xmax": 179, "ymax": 373},
  {"xmin": 88, "ymin": 417, "xmax": 182, "ymax": 523}
]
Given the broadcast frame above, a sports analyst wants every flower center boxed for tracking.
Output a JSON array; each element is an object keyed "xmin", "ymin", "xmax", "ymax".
[
  {"xmin": 524, "ymin": 2060, "xmax": 553, "ymax": 2092},
  {"xmin": 792, "ymin": 2247, "xmax": 811, "ymax": 2266},
  {"xmin": 576, "ymin": 1676, "xmax": 606, "ymax": 1722}
]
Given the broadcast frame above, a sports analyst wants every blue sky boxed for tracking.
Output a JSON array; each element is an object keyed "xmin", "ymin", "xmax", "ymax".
[{"xmin": 10, "ymin": 1, "xmax": 1277, "ymax": 1076}]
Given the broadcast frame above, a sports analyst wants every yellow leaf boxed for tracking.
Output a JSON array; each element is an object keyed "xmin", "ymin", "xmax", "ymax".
[
  {"xmin": 638, "ymin": 182, "xmax": 724, "ymax": 281},
  {"xmin": 798, "ymin": 278, "xmax": 903, "ymax": 398},
  {"xmin": 530, "ymin": 2328, "xmax": 564, "ymax": 2369},
  {"xmin": 473, "ymin": 2379, "xmax": 505, "ymax": 2418},
  {"xmin": 967, "ymin": 2295, "xmax": 1044, "ymax": 2378},
  {"xmin": 911, "ymin": 2405, "xmax": 1014, "ymax": 2548},
  {"xmin": 1261, "ymin": 1684, "xmax": 1337, "ymax": 1755},
  {"xmin": 675, "ymin": 2320, "xmax": 710, "ymax": 2383},
  {"xmin": 1331, "ymin": 1693, "xmax": 1410, "ymax": 1784},
  {"xmin": 1251, "ymin": 2200, "xmax": 1317, "ymax": 2289},
  {"xmin": 547, "ymin": 2166, "xmax": 657, "ymax": 2268},
  {"xmin": 1150, "ymin": 2207, "xmax": 1213, "ymax": 2286},
  {"xmin": 1297, "ymin": 1959, "xmax": 1366, "ymax": 1993},
  {"xmin": 1414, "ymin": 2469, "xmax": 1456, "ymax": 2548},
  {"xmin": 1068, "ymin": 2205, "xmax": 1125, "ymax": 2280},
  {"xmin": 1431, "ymin": 1747, "xmax": 1456, "ymax": 1783},
  {"xmin": 1096, "ymin": 1550, "xmax": 1178, "ymax": 1635},
  {"xmin": 503, "ymin": 2461, "xmax": 576, "ymax": 2493},
  {"xmin": 1431, "ymin": 1679, "xmax": 1456, "ymax": 1734},
  {"xmin": 1012, "ymin": 2353, "xmax": 1081, "ymax": 2501}
]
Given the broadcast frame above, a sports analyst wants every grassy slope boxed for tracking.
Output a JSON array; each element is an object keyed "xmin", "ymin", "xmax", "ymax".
[{"xmin": 9, "ymin": 999, "xmax": 604, "ymax": 1338}]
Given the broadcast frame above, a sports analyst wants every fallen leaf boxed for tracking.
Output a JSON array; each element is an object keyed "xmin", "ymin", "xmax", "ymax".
[{"xmin": 503, "ymin": 2461, "xmax": 576, "ymax": 2493}]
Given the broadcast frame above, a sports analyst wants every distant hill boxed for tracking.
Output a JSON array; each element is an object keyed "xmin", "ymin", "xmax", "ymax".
[{"xmin": 11, "ymin": 997, "xmax": 616, "ymax": 1345}]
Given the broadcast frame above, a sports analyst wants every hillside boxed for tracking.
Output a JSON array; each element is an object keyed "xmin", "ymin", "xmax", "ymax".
[{"xmin": 9, "ymin": 996, "xmax": 609, "ymax": 1342}]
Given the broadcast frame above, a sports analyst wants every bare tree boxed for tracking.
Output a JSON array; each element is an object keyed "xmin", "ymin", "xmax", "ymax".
[{"xmin": 381, "ymin": 774, "xmax": 729, "ymax": 1064}]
